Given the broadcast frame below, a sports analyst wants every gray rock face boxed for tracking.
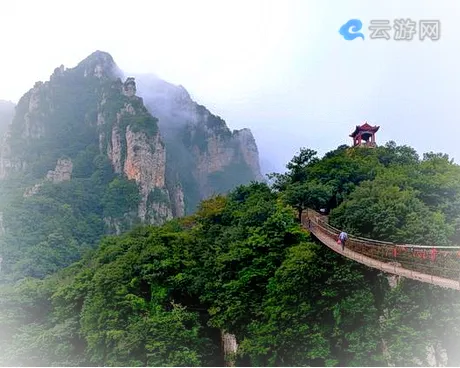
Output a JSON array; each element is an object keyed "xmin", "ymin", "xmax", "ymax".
[
  {"xmin": 0, "ymin": 84, "xmax": 45, "ymax": 179},
  {"xmin": 0, "ymin": 129, "xmax": 26, "ymax": 180},
  {"xmin": 102, "ymin": 79, "xmax": 175, "ymax": 224},
  {"xmin": 0, "ymin": 131, "xmax": 12, "ymax": 180},
  {"xmin": 46, "ymin": 158, "xmax": 73, "ymax": 183},
  {"xmin": 386, "ymin": 262, "xmax": 402, "ymax": 289},
  {"xmin": 1, "ymin": 52, "xmax": 263, "ymax": 228},
  {"xmin": 23, "ymin": 157, "xmax": 73, "ymax": 197},
  {"xmin": 170, "ymin": 183, "xmax": 185, "ymax": 218},
  {"xmin": 426, "ymin": 343, "xmax": 448, "ymax": 367},
  {"xmin": 22, "ymin": 82, "xmax": 46, "ymax": 140},
  {"xmin": 124, "ymin": 125, "xmax": 172, "ymax": 222},
  {"xmin": 23, "ymin": 184, "xmax": 42, "ymax": 197},
  {"xmin": 135, "ymin": 74, "xmax": 264, "ymax": 209},
  {"xmin": 123, "ymin": 77, "xmax": 137, "ymax": 97},
  {"xmin": 0, "ymin": 100, "xmax": 15, "ymax": 136},
  {"xmin": 81, "ymin": 50, "xmax": 117, "ymax": 79},
  {"xmin": 233, "ymin": 128, "xmax": 264, "ymax": 182}
]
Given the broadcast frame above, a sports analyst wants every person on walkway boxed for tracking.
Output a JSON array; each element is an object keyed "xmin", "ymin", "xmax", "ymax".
[{"xmin": 338, "ymin": 231, "xmax": 348, "ymax": 251}]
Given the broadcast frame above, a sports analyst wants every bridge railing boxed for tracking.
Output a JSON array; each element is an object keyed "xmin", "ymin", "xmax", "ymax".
[{"xmin": 304, "ymin": 210, "xmax": 460, "ymax": 281}]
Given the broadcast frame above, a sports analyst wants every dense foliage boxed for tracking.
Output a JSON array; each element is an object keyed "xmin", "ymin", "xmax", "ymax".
[
  {"xmin": 0, "ymin": 51, "xmax": 262, "ymax": 283},
  {"xmin": 1, "ymin": 141, "xmax": 460, "ymax": 366},
  {"xmin": 271, "ymin": 142, "xmax": 460, "ymax": 246},
  {"xmin": 0, "ymin": 152, "xmax": 140, "ymax": 281},
  {"xmin": 0, "ymin": 55, "xmax": 147, "ymax": 280}
]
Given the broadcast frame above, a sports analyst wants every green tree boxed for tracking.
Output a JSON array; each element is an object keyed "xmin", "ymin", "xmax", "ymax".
[
  {"xmin": 268, "ymin": 148, "xmax": 319, "ymax": 191},
  {"xmin": 282, "ymin": 181, "xmax": 333, "ymax": 220}
]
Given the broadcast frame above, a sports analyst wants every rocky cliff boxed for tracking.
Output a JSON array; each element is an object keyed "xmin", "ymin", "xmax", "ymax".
[
  {"xmin": 135, "ymin": 74, "xmax": 263, "ymax": 213},
  {"xmin": 0, "ymin": 50, "xmax": 263, "ymax": 278},
  {"xmin": 0, "ymin": 100, "xmax": 15, "ymax": 136},
  {"xmin": 0, "ymin": 51, "xmax": 174, "ymax": 227},
  {"xmin": 98, "ymin": 76, "xmax": 173, "ymax": 224},
  {"xmin": 1, "ymin": 52, "xmax": 263, "ymax": 219}
]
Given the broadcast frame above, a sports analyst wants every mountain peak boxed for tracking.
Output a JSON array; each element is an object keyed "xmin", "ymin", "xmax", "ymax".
[
  {"xmin": 76, "ymin": 50, "xmax": 118, "ymax": 79},
  {"xmin": 83, "ymin": 50, "xmax": 114, "ymax": 64}
]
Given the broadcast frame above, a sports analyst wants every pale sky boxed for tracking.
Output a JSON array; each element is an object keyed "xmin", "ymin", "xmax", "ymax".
[{"xmin": 0, "ymin": 0, "xmax": 458, "ymax": 173}]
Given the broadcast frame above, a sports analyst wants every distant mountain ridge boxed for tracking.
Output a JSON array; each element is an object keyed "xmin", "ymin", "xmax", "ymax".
[
  {"xmin": 0, "ymin": 51, "xmax": 263, "ymax": 216},
  {"xmin": 135, "ymin": 74, "xmax": 264, "ymax": 213},
  {"xmin": 0, "ymin": 50, "xmax": 263, "ymax": 279}
]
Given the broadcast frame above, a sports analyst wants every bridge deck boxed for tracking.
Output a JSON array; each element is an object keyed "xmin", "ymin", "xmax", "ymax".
[{"xmin": 302, "ymin": 211, "xmax": 460, "ymax": 291}]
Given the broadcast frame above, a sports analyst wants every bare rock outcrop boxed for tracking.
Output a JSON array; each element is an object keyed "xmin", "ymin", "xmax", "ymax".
[
  {"xmin": 233, "ymin": 128, "xmax": 264, "ymax": 181},
  {"xmin": 0, "ymin": 83, "xmax": 46, "ymax": 179},
  {"xmin": 124, "ymin": 126, "xmax": 172, "ymax": 222},
  {"xmin": 386, "ymin": 262, "xmax": 402, "ymax": 289},
  {"xmin": 0, "ymin": 130, "xmax": 14, "ymax": 180},
  {"xmin": 46, "ymin": 157, "xmax": 73, "ymax": 183},
  {"xmin": 135, "ymin": 74, "xmax": 264, "ymax": 208},
  {"xmin": 102, "ymin": 78, "xmax": 174, "ymax": 224},
  {"xmin": 22, "ymin": 82, "xmax": 46, "ymax": 140},
  {"xmin": 123, "ymin": 77, "xmax": 136, "ymax": 97},
  {"xmin": 23, "ymin": 157, "xmax": 73, "ymax": 197},
  {"xmin": 82, "ymin": 50, "xmax": 117, "ymax": 79},
  {"xmin": 169, "ymin": 183, "xmax": 185, "ymax": 218},
  {"xmin": 23, "ymin": 183, "xmax": 42, "ymax": 198},
  {"xmin": 190, "ymin": 125, "xmax": 263, "ymax": 198}
]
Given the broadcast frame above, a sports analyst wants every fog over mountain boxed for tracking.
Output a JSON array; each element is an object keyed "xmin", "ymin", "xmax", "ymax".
[
  {"xmin": 0, "ymin": 0, "xmax": 458, "ymax": 173},
  {"xmin": 0, "ymin": 2, "xmax": 460, "ymax": 367},
  {"xmin": 0, "ymin": 100, "xmax": 14, "ymax": 135}
]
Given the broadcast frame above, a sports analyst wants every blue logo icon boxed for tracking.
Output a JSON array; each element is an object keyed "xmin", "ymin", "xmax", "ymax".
[{"xmin": 339, "ymin": 19, "xmax": 365, "ymax": 40}]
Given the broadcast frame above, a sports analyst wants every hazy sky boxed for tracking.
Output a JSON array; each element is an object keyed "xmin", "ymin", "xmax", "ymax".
[{"xmin": 0, "ymin": 0, "xmax": 458, "ymax": 172}]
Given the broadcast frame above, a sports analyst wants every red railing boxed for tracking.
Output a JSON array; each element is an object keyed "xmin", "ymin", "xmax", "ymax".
[{"xmin": 303, "ymin": 210, "xmax": 460, "ymax": 283}]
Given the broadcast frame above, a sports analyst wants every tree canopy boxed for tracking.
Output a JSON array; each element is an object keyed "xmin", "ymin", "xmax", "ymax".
[{"xmin": 1, "ymin": 142, "xmax": 460, "ymax": 366}]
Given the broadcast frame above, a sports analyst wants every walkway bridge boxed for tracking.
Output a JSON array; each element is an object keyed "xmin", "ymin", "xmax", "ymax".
[{"xmin": 302, "ymin": 209, "xmax": 460, "ymax": 291}]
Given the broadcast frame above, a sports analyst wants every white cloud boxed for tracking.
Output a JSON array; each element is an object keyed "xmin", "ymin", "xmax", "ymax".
[{"xmin": 0, "ymin": 0, "xmax": 458, "ymax": 171}]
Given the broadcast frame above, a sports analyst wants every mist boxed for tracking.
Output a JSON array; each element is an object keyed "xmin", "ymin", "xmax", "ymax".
[
  {"xmin": 134, "ymin": 74, "xmax": 198, "ymax": 129},
  {"xmin": 0, "ymin": 0, "xmax": 459, "ymax": 173}
]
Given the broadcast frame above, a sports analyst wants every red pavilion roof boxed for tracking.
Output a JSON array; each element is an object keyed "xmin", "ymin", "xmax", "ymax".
[{"xmin": 349, "ymin": 122, "xmax": 380, "ymax": 137}]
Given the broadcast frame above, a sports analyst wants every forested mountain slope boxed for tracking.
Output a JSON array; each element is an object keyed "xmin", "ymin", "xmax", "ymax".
[
  {"xmin": 0, "ymin": 51, "xmax": 262, "ymax": 281},
  {"xmin": 1, "ymin": 142, "xmax": 459, "ymax": 367}
]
